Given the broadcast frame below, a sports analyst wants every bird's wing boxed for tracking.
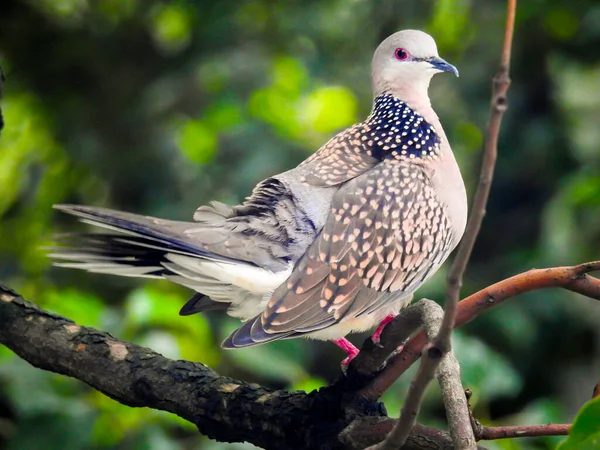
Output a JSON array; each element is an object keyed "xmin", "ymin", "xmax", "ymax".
[
  {"xmin": 298, "ymin": 122, "xmax": 380, "ymax": 187},
  {"xmin": 54, "ymin": 180, "xmax": 302, "ymax": 273},
  {"xmin": 223, "ymin": 160, "xmax": 456, "ymax": 347}
]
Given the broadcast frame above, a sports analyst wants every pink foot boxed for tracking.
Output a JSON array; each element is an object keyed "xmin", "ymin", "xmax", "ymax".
[
  {"xmin": 371, "ymin": 314, "xmax": 397, "ymax": 346},
  {"xmin": 332, "ymin": 338, "xmax": 360, "ymax": 366}
]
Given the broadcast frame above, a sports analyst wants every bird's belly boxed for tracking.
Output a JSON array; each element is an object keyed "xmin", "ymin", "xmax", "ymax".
[{"xmin": 304, "ymin": 293, "xmax": 413, "ymax": 341}]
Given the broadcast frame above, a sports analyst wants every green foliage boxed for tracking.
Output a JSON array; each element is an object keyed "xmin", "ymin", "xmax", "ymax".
[
  {"xmin": 123, "ymin": 284, "xmax": 220, "ymax": 365},
  {"xmin": 149, "ymin": 3, "xmax": 193, "ymax": 53},
  {"xmin": 429, "ymin": 0, "xmax": 473, "ymax": 51},
  {"xmin": 1, "ymin": 1, "xmax": 600, "ymax": 449},
  {"xmin": 453, "ymin": 330, "xmax": 522, "ymax": 403},
  {"xmin": 558, "ymin": 397, "xmax": 600, "ymax": 449},
  {"xmin": 176, "ymin": 118, "xmax": 218, "ymax": 164}
]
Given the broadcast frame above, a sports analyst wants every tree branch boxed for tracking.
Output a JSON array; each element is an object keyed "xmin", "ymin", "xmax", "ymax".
[
  {"xmin": 0, "ymin": 285, "xmax": 344, "ymax": 449},
  {"xmin": 0, "ymin": 284, "xmax": 484, "ymax": 450},
  {"xmin": 437, "ymin": 352, "xmax": 475, "ymax": 449},
  {"xmin": 339, "ymin": 418, "xmax": 489, "ymax": 450},
  {"xmin": 366, "ymin": 301, "xmax": 476, "ymax": 449},
  {"xmin": 366, "ymin": 301, "xmax": 445, "ymax": 449},
  {"xmin": 439, "ymin": 0, "xmax": 516, "ymax": 353},
  {"xmin": 360, "ymin": 261, "xmax": 600, "ymax": 401},
  {"xmin": 475, "ymin": 423, "xmax": 571, "ymax": 440}
]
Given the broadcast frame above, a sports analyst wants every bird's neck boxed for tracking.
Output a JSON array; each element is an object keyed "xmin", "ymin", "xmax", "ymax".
[
  {"xmin": 366, "ymin": 94, "xmax": 441, "ymax": 161},
  {"xmin": 372, "ymin": 87, "xmax": 448, "ymax": 156},
  {"xmin": 373, "ymin": 77, "xmax": 440, "ymax": 132}
]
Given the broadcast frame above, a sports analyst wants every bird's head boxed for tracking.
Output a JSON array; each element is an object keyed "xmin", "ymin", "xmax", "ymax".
[{"xmin": 372, "ymin": 30, "xmax": 458, "ymax": 106}]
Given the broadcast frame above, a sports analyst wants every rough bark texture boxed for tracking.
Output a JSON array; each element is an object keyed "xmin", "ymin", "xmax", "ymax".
[{"xmin": 0, "ymin": 284, "xmax": 457, "ymax": 449}]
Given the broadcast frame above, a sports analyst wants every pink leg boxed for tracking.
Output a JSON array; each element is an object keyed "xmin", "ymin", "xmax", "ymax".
[
  {"xmin": 332, "ymin": 338, "xmax": 360, "ymax": 366},
  {"xmin": 371, "ymin": 314, "xmax": 397, "ymax": 345}
]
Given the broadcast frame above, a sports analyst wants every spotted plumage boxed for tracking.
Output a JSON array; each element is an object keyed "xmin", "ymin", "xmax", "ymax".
[
  {"xmin": 50, "ymin": 30, "xmax": 468, "ymax": 360},
  {"xmin": 300, "ymin": 94, "xmax": 441, "ymax": 188}
]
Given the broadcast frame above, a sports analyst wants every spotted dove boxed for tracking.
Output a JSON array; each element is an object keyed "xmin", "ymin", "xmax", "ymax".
[{"xmin": 50, "ymin": 30, "xmax": 467, "ymax": 363}]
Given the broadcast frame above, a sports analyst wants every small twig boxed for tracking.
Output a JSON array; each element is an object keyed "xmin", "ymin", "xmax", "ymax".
[
  {"xmin": 360, "ymin": 262, "xmax": 600, "ymax": 401},
  {"xmin": 438, "ymin": 0, "xmax": 516, "ymax": 353},
  {"xmin": 476, "ymin": 423, "xmax": 571, "ymax": 440},
  {"xmin": 369, "ymin": 347, "xmax": 441, "ymax": 450},
  {"xmin": 438, "ymin": 352, "xmax": 475, "ymax": 449},
  {"xmin": 593, "ymin": 379, "xmax": 600, "ymax": 399},
  {"xmin": 366, "ymin": 301, "xmax": 445, "ymax": 450},
  {"xmin": 367, "ymin": 301, "xmax": 476, "ymax": 449},
  {"xmin": 341, "ymin": 418, "xmax": 458, "ymax": 450},
  {"xmin": 465, "ymin": 389, "xmax": 571, "ymax": 442}
]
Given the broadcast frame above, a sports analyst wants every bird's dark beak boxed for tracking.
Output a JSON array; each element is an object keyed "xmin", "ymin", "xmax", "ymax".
[{"xmin": 428, "ymin": 57, "xmax": 459, "ymax": 77}]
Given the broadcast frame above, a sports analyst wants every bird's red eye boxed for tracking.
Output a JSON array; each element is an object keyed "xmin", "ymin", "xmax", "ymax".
[{"xmin": 394, "ymin": 48, "xmax": 409, "ymax": 61}]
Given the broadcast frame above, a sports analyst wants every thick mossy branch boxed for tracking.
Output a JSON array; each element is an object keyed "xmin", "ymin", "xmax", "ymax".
[{"xmin": 0, "ymin": 284, "xmax": 458, "ymax": 450}]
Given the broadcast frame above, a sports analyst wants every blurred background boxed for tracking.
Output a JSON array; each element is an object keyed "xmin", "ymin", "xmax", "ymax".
[{"xmin": 1, "ymin": 0, "xmax": 600, "ymax": 449}]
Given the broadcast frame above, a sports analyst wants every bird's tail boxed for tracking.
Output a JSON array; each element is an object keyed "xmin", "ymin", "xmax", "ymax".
[
  {"xmin": 50, "ymin": 204, "xmax": 235, "ymax": 274},
  {"xmin": 48, "ymin": 204, "xmax": 252, "ymax": 315}
]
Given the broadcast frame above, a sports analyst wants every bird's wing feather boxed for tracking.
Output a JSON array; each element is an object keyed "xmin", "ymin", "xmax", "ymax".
[
  {"xmin": 223, "ymin": 160, "xmax": 456, "ymax": 347},
  {"xmin": 298, "ymin": 123, "xmax": 379, "ymax": 187}
]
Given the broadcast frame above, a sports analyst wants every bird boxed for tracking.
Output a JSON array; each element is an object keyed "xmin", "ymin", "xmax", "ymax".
[{"xmin": 50, "ymin": 30, "xmax": 467, "ymax": 365}]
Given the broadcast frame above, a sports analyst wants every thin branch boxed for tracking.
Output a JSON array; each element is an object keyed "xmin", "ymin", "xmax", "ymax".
[
  {"xmin": 360, "ymin": 261, "xmax": 600, "ymax": 401},
  {"xmin": 476, "ymin": 423, "xmax": 571, "ymax": 440},
  {"xmin": 340, "ymin": 418, "xmax": 485, "ymax": 450},
  {"xmin": 465, "ymin": 390, "xmax": 570, "ymax": 442},
  {"xmin": 369, "ymin": 348, "xmax": 441, "ymax": 450},
  {"xmin": 593, "ymin": 380, "xmax": 600, "ymax": 399},
  {"xmin": 438, "ymin": 0, "xmax": 516, "ymax": 353},
  {"xmin": 438, "ymin": 352, "xmax": 476, "ymax": 449},
  {"xmin": 367, "ymin": 301, "xmax": 476, "ymax": 449},
  {"xmin": 367, "ymin": 301, "xmax": 445, "ymax": 449}
]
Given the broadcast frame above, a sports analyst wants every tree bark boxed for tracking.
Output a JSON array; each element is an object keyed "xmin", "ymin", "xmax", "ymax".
[{"xmin": 0, "ymin": 284, "xmax": 458, "ymax": 450}]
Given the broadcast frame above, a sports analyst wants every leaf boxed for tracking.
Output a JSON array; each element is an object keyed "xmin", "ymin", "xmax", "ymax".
[
  {"xmin": 557, "ymin": 397, "xmax": 600, "ymax": 449},
  {"xmin": 453, "ymin": 330, "xmax": 522, "ymax": 402},
  {"xmin": 123, "ymin": 284, "xmax": 220, "ymax": 366},
  {"xmin": 291, "ymin": 376, "xmax": 327, "ymax": 394},
  {"xmin": 177, "ymin": 119, "xmax": 218, "ymax": 164},
  {"xmin": 300, "ymin": 86, "xmax": 357, "ymax": 134},
  {"xmin": 40, "ymin": 288, "xmax": 105, "ymax": 328},
  {"xmin": 149, "ymin": 3, "xmax": 193, "ymax": 53}
]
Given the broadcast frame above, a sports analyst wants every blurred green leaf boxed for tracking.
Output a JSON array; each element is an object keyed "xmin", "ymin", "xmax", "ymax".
[
  {"xmin": 453, "ymin": 330, "xmax": 522, "ymax": 403},
  {"xmin": 301, "ymin": 86, "xmax": 357, "ymax": 134},
  {"xmin": 272, "ymin": 57, "xmax": 307, "ymax": 93},
  {"xmin": 30, "ymin": 0, "xmax": 88, "ymax": 21},
  {"xmin": 205, "ymin": 99, "xmax": 244, "ymax": 132},
  {"xmin": 429, "ymin": 0, "xmax": 472, "ymax": 51},
  {"xmin": 149, "ymin": 3, "xmax": 193, "ymax": 53},
  {"xmin": 40, "ymin": 287, "xmax": 105, "ymax": 328},
  {"xmin": 558, "ymin": 397, "xmax": 600, "ymax": 450},
  {"xmin": 95, "ymin": 0, "xmax": 137, "ymax": 24},
  {"xmin": 176, "ymin": 119, "xmax": 218, "ymax": 164},
  {"xmin": 124, "ymin": 284, "xmax": 220, "ymax": 365},
  {"xmin": 290, "ymin": 376, "xmax": 327, "ymax": 393},
  {"xmin": 544, "ymin": 9, "xmax": 579, "ymax": 41}
]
